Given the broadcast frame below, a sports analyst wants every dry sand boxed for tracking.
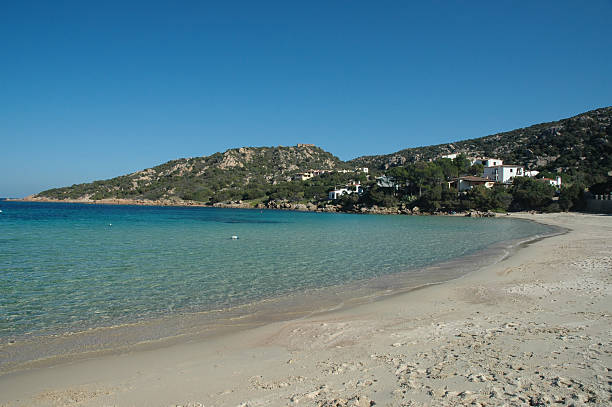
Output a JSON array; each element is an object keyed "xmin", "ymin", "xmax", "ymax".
[{"xmin": 1, "ymin": 212, "xmax": 610, "ymax": 406}]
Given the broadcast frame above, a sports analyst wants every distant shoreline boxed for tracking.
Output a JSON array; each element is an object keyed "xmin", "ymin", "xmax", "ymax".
[
  {"xmin": 8, "ymin": 196, "xmax": 498, "ymax": 217},
  {"xmin": 11, "ymin": 196, "xmax": 208, "ymax": 207}
]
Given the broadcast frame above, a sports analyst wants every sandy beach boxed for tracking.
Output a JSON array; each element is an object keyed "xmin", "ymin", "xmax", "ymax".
[{"xmin": 0, "ymin": 212, "xmax": 610, "ymax": 406}]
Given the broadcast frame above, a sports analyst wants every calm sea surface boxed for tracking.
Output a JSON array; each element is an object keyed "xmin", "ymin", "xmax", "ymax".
[{"xmin": 0, "ymin": 201, "xmax": 554, "ymax": 364}]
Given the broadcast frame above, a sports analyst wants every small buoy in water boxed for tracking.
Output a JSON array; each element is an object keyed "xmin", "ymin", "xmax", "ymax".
[
  {"xmin": 231, "ymin": 235, "xmax": 238, "ymax": 240},
  {"xmin": 108, "ymin": 223, "xmax": 112, "ymax": 226}
]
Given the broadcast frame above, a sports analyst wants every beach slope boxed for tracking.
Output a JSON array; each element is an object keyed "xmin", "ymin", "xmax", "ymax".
[{"xmin": 0, "ymin": 213, "xmax": 610, "ymax": 406}]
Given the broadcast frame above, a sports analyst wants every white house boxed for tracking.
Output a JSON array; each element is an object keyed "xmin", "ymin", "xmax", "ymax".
[
  {"xmin": 451, "ymin": 176, "xmax": 496, "ymax": 192},
  {"xmin": 441, "ymin": 153, "xmax": 458, "ymax": 160},
  {"xmin": 293, "ymin": 172, "xmax": 314, "ymax": 181},
  {"xmin": 472, "ymin": 158, "xmax": 504, "ymax": 167},
  {"xmin": 356, "ymin": 167, "xmax": 369, "ymax": 173},
  {"xmin": 328, "ymin": 182, "xmax": 362, "ymax": 200},
  {"xmin": 540, "ymin": 176, "xmax": 562, "ymax": 188},
  {"xmin": 524, "ymin": 170, "xmax": 540, "ymax": 178},
  {"xmin": 293, "ymin": 169, "xmax": 333, "ymax": 181},
  {"xmin": 328, "ymin": 188, "xmax": 352, "ymax": 200},
  {"xmin": 483, "ymin": 165, "xmax": 524, "ymax": 184},
  {"xmin": 376, "ymin": 176, "xmax": 399, "ymax": 189}
]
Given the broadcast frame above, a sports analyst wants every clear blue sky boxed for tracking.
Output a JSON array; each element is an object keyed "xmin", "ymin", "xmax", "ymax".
[{"xmin": 1, "ymin": 1, "xmax": 611, "ymax": 197}]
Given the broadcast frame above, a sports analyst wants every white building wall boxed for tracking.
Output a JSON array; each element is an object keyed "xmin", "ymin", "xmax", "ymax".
[
  {"xmin": 457, "ymin": 179, "xmax": 495, "ymax": 192},
  {"xmin": 483, "ymin": 167, "xmax": 499, "ymax": 182},
  {"xmin": 483, "ymin": 166, "xmax": 524, "ymax": 183},
  {"xmin": 484, "ymin": 159, "xmax": 503, "ymax": 167},
  {"xmin": 501, "ymin": 166, "xmax": 523, "ymax": 182},
  {"xmin": 329, "ymin": 188, "xmax": 352, "ymax": 200},
  {"xmin": 544, "ymin": 176, "xmax": 562, "ymax": 187},
  {"xmin": 473, "ymin": 158, "xmax": 503, "ymax": 167}
]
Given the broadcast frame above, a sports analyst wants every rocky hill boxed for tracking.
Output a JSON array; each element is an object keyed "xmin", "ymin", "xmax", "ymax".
[
  {"xmin": 35, "ymin": 145, "xmax": 349, "ymax": 203},
  {"xmin": 349, "ymin": 107, "xmax": 612, "ymax": 181},
  {"xmin": 32, "ymin": 107, "xmax": 611, "ymax": 205}
]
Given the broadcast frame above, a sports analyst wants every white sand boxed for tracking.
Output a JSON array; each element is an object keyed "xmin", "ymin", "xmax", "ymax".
[{"xmin": 1, "ymin": 213, "xmax": 610, "ymax": 406}]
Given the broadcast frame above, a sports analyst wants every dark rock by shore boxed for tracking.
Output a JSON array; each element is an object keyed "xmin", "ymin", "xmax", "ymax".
[{"xmin": 16, "ymin": 196, "xmax": 504, "ymax": 217}]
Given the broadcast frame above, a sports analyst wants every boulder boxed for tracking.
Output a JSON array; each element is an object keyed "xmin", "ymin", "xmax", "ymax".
[{"xmin": 294, "ymin": 203, "xmax": 308, "ymax": 211}]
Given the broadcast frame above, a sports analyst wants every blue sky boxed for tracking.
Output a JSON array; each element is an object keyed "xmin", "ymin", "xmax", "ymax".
[{"xmin": 1, "ymin": 1, "xmax": 611, "ymax": 197}]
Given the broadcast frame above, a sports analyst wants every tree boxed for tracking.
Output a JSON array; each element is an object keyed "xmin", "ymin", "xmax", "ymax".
[
  {"xmin": 339, "ymin": 193, "xmax": 359, "ymax": 211},
  {"xmin": 489, "ymin": 186, "xmax": 513, "ymax": 211},
  {"xmin": 558, "ymin": 183, "xmax": 586, "ymax": 211},
  {"xmin": 387, "ymin": 166, "xmax": 410, "ymax": 185},
  {"xmin": 453, "ymin": 154, "xmax": 472, "ymax": 174},
  {"xmin": 437, "ymin": 158, "xmax": 459, "ymax": 180},
  {"xmin": 467, "ymin": 163, "xmax": 484, "ymax": 177},
  {"xmin": 361, "ymin": 185, "xmax": 399, "ymax": 207},
  {"xmin": 242, "ymin": 187, "xmax": 266, "ymax": 200},
  {"xmin": 510, "ymin": 177, "xmax": 555, "ymax": 211}
]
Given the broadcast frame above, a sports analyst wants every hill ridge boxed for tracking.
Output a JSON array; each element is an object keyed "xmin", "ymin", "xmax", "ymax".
[
  {"xmin": 34, "ymin": 106, "xmax": 611, "ymax": 204},
  {"xmin": 349, "ymin": 106, "xmax": 611, "ymax": 174}
]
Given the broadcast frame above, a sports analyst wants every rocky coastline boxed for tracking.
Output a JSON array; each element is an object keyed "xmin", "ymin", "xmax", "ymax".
[{"xmin": 15, "ymin": 196, "xmax": 499, "ymax": 217}]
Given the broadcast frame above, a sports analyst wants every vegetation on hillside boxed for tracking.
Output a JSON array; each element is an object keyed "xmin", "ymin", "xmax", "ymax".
[
  {"xmin": 34, "ymin": 107, "xmax": 611, "ymax": 213},
  {"xmin": 38, "ymin": 145, "xmax": 350, "ymax": 203},
  {"xmin": 350, "ymin": 107, "xmax": 612, "ymax": 187},
  {"xmin": 338, "ymin": 156, "xmax": 585, "ymax": 213}
]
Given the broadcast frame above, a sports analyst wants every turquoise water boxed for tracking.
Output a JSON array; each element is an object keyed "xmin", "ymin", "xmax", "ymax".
[{"xmin": 0, "ymin": 201, "xmax": 553, "ymax": 344}]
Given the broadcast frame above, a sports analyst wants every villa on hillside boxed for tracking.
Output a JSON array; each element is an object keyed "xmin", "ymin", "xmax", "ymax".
[
  {"xmin": 293, "ymin": 172, "xmax": 314, "ymax": 181},
  {"xmin": 449, "ymin": 176, "xmax": 496, "ymax": 192},
  {"xmin": 328, "ymin": 181, "xmax": 363, "ymax": 200},
  {"xmin": 292, "ymin": 169, "xmax": 333, "ymax": 181},
  {"xmin": 472, "ymin": 157, "xmax": 504, "ymax": 167},
  {"xmin": 470, "ymin": 157, "xmax": 549, "ymax": 185},
  {"xmin": 483, "ymin": 165, "xmax": 525, "ymax": 184},
  {"xmin": 334, "ymin": 168, "xmax": 369, "ymax": 175},
  {"xmin": 376, "ymin": 176, "xmax": 400, "ymax": 189},
  {"xmin": 293, "ymin": 167, "xmax": 368, "ymax": 182},
  {"xmin": 539, "ymin": 176, "xmax": 562, "ymax": 188},
  {"xmin": 328, "ymin": 188, "xmax": 352, "ymax": 200},
  {"xmin": 439, "ymin": 155, "xmax": 506, "ymax": 167}
]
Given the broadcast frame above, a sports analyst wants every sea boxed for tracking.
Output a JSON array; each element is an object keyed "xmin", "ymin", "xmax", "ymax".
[{"xmin": 0, "ymin": 201, "xmax": 557, "ymax": 372}]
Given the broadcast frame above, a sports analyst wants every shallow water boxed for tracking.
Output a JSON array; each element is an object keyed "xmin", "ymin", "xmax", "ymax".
[{"xmin": 0, "ymin": 201, "xmax": 555, "ymax": 371}]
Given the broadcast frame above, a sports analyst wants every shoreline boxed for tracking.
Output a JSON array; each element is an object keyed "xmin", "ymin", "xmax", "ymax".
[
  {"xmin": 9, "ymin": 196, "xmax": 210, "ymax": 207},
  {"xmin": 0, "ymin": 216, "xmax": 558, "ymax": 376},
  {"xmin": 9, "ymin": 197, "xmax": 498, "ymax": 217},
  {"xmin": 0, "ymin": 213, "xmax": 610, "ymax": 406}
]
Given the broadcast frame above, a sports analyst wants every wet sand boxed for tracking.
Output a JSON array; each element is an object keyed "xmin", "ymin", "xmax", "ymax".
[{"xmin": 0, "ymin": 212, "xmax": 610, "ymax": 406}]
